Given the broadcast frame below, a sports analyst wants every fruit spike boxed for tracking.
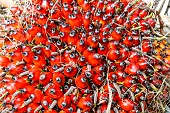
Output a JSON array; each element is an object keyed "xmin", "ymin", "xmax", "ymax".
[{"xmin": 0, "ymin": 0, "xmax": 169, "ymax": 112}]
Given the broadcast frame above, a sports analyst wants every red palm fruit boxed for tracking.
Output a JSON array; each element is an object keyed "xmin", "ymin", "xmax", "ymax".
[
  {"xmin": 22, "ymin": 51, "xmax": 34, "ymax": 64},
  {"xmin": 45, "ymin": 84, "xmax": 63, "ymax": 99},
  {"xmin": 44, "ymin": 109, "xmax": 58, "ymax": 113},
  {"xmin": 107, "ymin": 48, "xmax": 120, "ymax": 61},
  {"xmin": 100, "ymin": 24, "xmax": 110, "ymax": 34},
  {"xmin": 98, "ymin": 92, "xmax": 108, "ymax": 104},
  {"xmin": 16, "ymin": 76, "xmax": 29, "ymax": 88},
  {"xmin": 8, "ymin": 51, "xmax": 22, "ymax": 61},
  {"xmin": 33, "ymin": 55, "xmax": 46, "ymax": 68},
  {"xmin": 32, "ymin": 89, "xmax": 44, "ymax": 103},
  {"xmin": 115, "ymin": 13, "xmax": 124, "ymax": 25},
  {"xmin": 53, "ymin": 72, "xmax": 65, "ymax": 87},
  {"xmin": 9, "ymin": 30, "xmax": 25, "ymax": 42},
  {"xmin": 6, "ymin": 82, "xmax": 20, "ymax": 94},
  {"xmin": 93, "ymin": 64, "xmax": 105, "ymax": 74},
  {"xmin": 77, "ymin": 97, "xmax": 93, "ymax": 111},
  {"xmin": 123, "ymin": 36, "xmax": 133, "ymax": 47},
  {"xmin": 28, "ymin": 66, "xmax": 41, "ymax": 82},
  {"xmin": 64, "ymin": 52, "xmax": 78, "ymax": 64},
  {"xmin": 128, "ymin": 51, "xmax": 140, "ymax": 63},
  {"xmin": 147, "ymin": 18, "xmax": 156, "ymax": 27},
  {"xmin": 22, "ymin": 45, "xmax": 32, "ymax": 52},
  {"xmin": 62, "ymin": 84, "xmax": 70, "ymax": 94},
  {"xmin": 93, "ymin": 11, "xmax": 102, "ymax": 22},
  {"xmin": 109, "ymin": 62, "xmax": 117, "ymax": 72},
  {"xmin": 105, "ymin": 2, "xmax": 115, "ymax": 15},
  {"xmin": 64, "ymin": 65, "xmax": 78, "ymax": 78},
  {"xmin": 100, "ymin": 104, "xmax": 108, "ymax": 113},
  {"xmin": 103, "ymin": 83, "xmax": 115, "ymax": 92},
  {"xmin": 140, "ymin": 19, "xmax": 149, "ymax": 29},
  {"xmin": 55, "ymin": 40, "xmax": 63, "ymax": 50},
  {"xmin": 62, "ymin": 0, "xmax": 73, "ymax": 4},
  {"xmin": 119, "ymin": 99, "xmax": 135, "ymax": 111},
  {"xmin": 19, "ymin": 86, "xmax": 33, "ymax": 99},
  {"xmin": 135, "ymin": 92, "xmax": 145, "ymax": 101},
  {"xmin": 76, "ymin": 38, "xmax": 87, "ymax": 54},
  {"xmin": 27, "ymin": 25, "xmax": 42, "ymax": 37},
  {"xmin": 37, "ymin": 14, "xmax": 48, "ymax": 25},
  {"xmin": 87, "ymin": 36, "xmax": 99, "ymax": 48},
  {"xmin": 43, "ymin": 43, "xmax": 57, "ymax": 58},
  {"xmin": 8, "ymin": 47, "xmax": 22, "ymax": 54},
  {"xmin": 123, "ymin": 76, "xmax": 135, "ymax": 88},
  {"xmin": 34, "ymin": 32, "xmax": 48, "ymax": 45},
  {"xmin": 77, "ymin": 0, "xmax": 84, "ymax": 5},
  {"xmin": 125, "ymin": 63, "xmax": 139, "ymax": 75},
  {"xmin": 119, "ymin": 47, "xmax": 129, "ymax": 60},
  {"xmin": 79, "ymin": 1, "xmax": 91, "ymax": 12},
  {"xmin": 108, "ymin": 72, "xmax": 117, "ymax": 81},
  {"xmin": 27, "ymin": 103, "xmax": 39, "ymax": 113},
  {"xmin": 123, "ymin": 18, "xmax": 131, "ymax": 30},
  {"xmin": 137, "ymin": 57, "xmax": 148, "ymax": 70},
  {"xmin": 41, "ymin": 96, "xmax": 53, "ymax": 109},
  {"xmin": 99, "ymin": 36, "xmax": 109, "ymax": 47},
  {"xmin": 33, "ymin": 47, "xmax": 45, "ymax": 56},
  {"xmin": 32, "ymin": 0, "xmax": 42, "ymax": 4},
  {"xmin": 46, "ymin": 21, "xmax": 58, "ymax": 29},
  {"xmin": 10, "ymin": 6, "xmax": 22, "ymax": 16},
  {"xmin": 0, "ymin": 38, "xmax": 5, "ymax": 48},
  {"xmin": 0, "ymin": 56, "xmax": 10, "ymax": 67},
  {"xmin": 39, "ymin": 72, "xmax": 52, "ymax": 86},
  {"xmin": 13, "ymin": 96, "xmax": 27, "ymax": 112},
  {"xmin": 139, "ymin": 9, "xmax": 148, "ymax": 18},
  {"xmin": 41, "ymin": 24, "xmax": 50, "ymax": 35},
  {"xmin": 142, "ymin": 39, "xmax": 152, "ymax": 53},
  {"xmin": 77, "ymin": 56, "xmax": 87, "ymax": 66},
  {"xmin": 137, "ymin": 74, "xmax": 146, "ymax": 84},
  {"xmin": 50, "ymin": 55, "xmax": 64, "ymax": 66},
  {"xmin": 70, "ymin": 93, "xmax": 82, "ymax": 105},
  {"xmin": 58, "ymin": 96, "xmax": 71, "ymax": 109},
  {"xmin": 110, "ymin": 28, "xmax": 122, "ymax": 41},
  {"xmin": 87, "ymin": 53, "xmax": 101, "ymax": 66},
  {"xmin": 119, "ymin": 110, "xmax": 127, "ymax": 113},
  {"xmin": 75, "ymin": 75, "xmax": 88, "ymax": 89},
  {"xmin": 67, "ymin": 30, "xmax": 79, "ymax": 45},
  {"xmin": 130, "ymin": 84, "xmax": 138, "ymax": 93},
  {"xmin": 80, "ymin": 85, "xmax": 91, "ymax": 94},
  {"xmin": 97, "ymin": 45, "xmax": 108, "ymax": 55},
  {"xmin": 50, "ymin": 8, "xmax": 62, "ymax": 19},
  {"xmin": 41, "ymin": 0, "xmax": 50, "ymax": 10},
  {"xmin": 8, "ymin": 63, "xmax": 24, "ymax": 75},
  {"xmin": 93, "ymin": 73, "xmax": 104, "ymax": 86},
  {"xmin": 92, "ymin": 0, "xmax": 104, "ymax": 10},
  {"xmin": 83, "ymin": 47, "xmax": 94, "ymax": 58},
  {"xmin": 59, "ymin": 22, "xmax": 70, "ymax": 33},
  {"xmin": 63, "ymin": 103, "xmax": 76, "ymax": 112},
  {"xmin": 115, "ymin": 70, "xmax": 127, "ymax": 82},
  {"xmin": 82, "ymin": 12, "xmax": 91, "ymax": 30},
  {"xmin": 49, "ymin": 0, "xmax": 59, "ymax": 8},
  {"xmin": 114, "ymin": 92, "xmax": 122, "ymax": 102},
  {"xmin": 69, "ymin": 14, "xmax": 82, "ymax": 29},
  {"xmin": 59, "ymin": 110, "xmax": 66, "ymax": 113}
]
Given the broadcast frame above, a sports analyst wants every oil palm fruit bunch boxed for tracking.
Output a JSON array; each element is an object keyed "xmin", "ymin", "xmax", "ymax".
[{"xmin": 0, "ymin": 0, "xmax": 169, "ymax": 113}]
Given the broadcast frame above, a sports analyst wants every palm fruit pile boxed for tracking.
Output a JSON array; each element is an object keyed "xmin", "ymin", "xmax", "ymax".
[{"xmin": 0, "ymin": 0, "xmax": 170, "ymax": 113}]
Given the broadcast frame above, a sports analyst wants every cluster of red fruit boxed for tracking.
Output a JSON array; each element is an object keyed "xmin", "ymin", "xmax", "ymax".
[{"xmin": 0, "ymin": 0, "xmax": 169, "ymax": 113}]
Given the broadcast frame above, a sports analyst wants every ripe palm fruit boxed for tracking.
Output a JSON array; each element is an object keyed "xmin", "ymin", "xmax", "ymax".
[{"xmin": 0, "ymin": 0, "xmax": 169, "ymax": 112}]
